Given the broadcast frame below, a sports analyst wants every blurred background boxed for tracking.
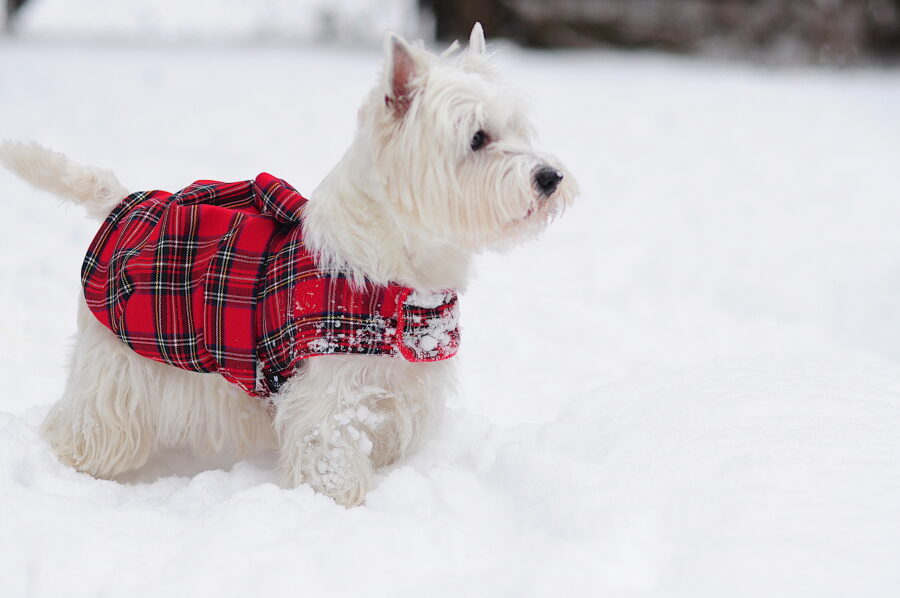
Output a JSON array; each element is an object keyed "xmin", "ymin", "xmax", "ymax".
[{"xmin": 4, "ymin": 0, "xmax": 900, "ymax": 64}]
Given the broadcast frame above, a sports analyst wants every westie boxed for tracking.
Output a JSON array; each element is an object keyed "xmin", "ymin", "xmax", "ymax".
[{"xmin": 1, "ymin": 24, "xmax": 577, "ymax": 506}]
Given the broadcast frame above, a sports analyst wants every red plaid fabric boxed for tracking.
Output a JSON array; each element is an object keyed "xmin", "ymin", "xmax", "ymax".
[{"xmin": 81, "ymin": 173, "xmax": 460, "ymax": 398}]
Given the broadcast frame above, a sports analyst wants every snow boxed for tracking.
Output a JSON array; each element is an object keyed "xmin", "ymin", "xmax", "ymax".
[
  {"xmin": 402, "ymin": 289, "xmax": 459, "ymax": 359},
  {"xmin": 2, "ymin": 33, "xmax": 900, "ymax": 598},
  {"xmin": 12, "ymin": 0, "xmax": 424, "ymax": 44}
]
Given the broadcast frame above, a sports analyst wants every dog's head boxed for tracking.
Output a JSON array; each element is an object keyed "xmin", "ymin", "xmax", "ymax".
[{"xmin": 360, "ymin": 23, "xmax": 578, "ymax": 252}]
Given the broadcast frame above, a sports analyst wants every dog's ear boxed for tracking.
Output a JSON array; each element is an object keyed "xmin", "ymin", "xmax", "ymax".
[
  {"xmin": 384, "ymin": 33, "xmax": 421, "ymax": 118},
  {"xmin": 468, "ymin": 22, "xmax": 486, "ymax": 57}
]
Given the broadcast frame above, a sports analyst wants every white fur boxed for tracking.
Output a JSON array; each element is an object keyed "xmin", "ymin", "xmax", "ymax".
[
  {"xmin": 2, "ymin": 25, "xmax": 577, "ymax": 506},
  {"xmin": 42, "ymin": 301, "xmax": 276, "ymax": 476},
  {"xmin": 0, "ymin": 140, "xmax": 128, "ymax": 220}
]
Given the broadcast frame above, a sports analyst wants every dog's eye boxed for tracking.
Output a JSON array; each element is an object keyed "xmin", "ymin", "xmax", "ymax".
[{"xmin": 470, "ymin": 130, "xmax": 488, "ymax": 151}]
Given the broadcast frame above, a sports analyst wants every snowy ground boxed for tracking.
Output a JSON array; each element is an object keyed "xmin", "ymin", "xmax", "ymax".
[{"xmin": 1, "ymin": 36, "xmax": 900, "ymax": 598}]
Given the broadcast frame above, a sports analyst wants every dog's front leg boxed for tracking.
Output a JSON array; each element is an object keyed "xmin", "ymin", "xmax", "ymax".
[
  {"xmin": 275, "ymin": 383, "xmax": 375, "ymax": 507},
  {"xmin": 273, "ymin": 356, "xmax": 441, "ymax": 506}
]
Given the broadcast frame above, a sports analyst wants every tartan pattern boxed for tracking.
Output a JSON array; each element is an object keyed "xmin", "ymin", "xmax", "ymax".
[{"xmin": 81, "ymin": 173, "xmax": 459, "ymax": 398}]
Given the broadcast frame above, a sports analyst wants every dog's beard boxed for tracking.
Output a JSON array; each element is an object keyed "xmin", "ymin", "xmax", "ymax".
[
  {"xmin": 401, "ymin": 153, "xmax": 573, "ymax": 250},
  {"xmin": 469, "ymin": 159, "xmax": 576, "ymax": 249},
  {"xmin": 497, "ymin": 185, "xmax": 573, "ymax": 248}
]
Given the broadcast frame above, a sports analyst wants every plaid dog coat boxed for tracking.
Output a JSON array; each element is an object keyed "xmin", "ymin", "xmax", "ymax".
[{"xmin": 81, "ymin": 173, "xmax": 460, "ymax": 398}]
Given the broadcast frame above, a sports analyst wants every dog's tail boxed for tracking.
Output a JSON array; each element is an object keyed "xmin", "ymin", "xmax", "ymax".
[{"xmin": 0, "ymin": 140, "xmax": 129, "ymax": 220}]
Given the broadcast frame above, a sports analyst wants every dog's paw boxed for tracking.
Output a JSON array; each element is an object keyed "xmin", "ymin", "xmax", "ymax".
[
  {"xmin": 41, "ymin": 396, "xmax": 151, "ymax": 478},
  {"xmin": 303, "ymin": 444, "xmax": 369, "ymax": 507},
  {"xmin": 274, "ymin": 373, "xmax": 431, "ymax": 506},
  {"xmin": 280, "ymin": 428, "xmax": 374, "ymax": 507}
]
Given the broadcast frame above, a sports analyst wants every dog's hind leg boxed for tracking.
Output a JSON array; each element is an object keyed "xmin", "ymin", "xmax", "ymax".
[
  {"xmin": 41, "ymin": 301, "xmax": 161, "ymax": 477},
  {"xmin": 42, "ymin": 300, "xmax": 275, "ymax": 478}
]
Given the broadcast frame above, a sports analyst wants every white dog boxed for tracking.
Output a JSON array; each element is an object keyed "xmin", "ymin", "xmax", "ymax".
[{"xmin": 0, "ymin": 24, "xmax": 576, "ymax": 506}]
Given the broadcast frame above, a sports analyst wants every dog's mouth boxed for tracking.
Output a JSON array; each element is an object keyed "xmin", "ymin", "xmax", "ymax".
[
  {"xmin": 501, "ymin": 178, "xmax": 572, "ymax": 235},
  {"xmin": 506, "ymin": 202, "xmax": 542, "ymax": 229}
]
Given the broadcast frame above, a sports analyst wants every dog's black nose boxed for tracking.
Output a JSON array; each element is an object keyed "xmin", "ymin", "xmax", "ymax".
[{"xmin": 535, "ymin": 167, "xmax": 563, "ymax": 196}]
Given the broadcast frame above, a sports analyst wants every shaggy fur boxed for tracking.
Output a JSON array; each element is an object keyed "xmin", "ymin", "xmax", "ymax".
[{"xmin": 0, "ymin": 24, "xmax": 577, "ymax": 506}]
